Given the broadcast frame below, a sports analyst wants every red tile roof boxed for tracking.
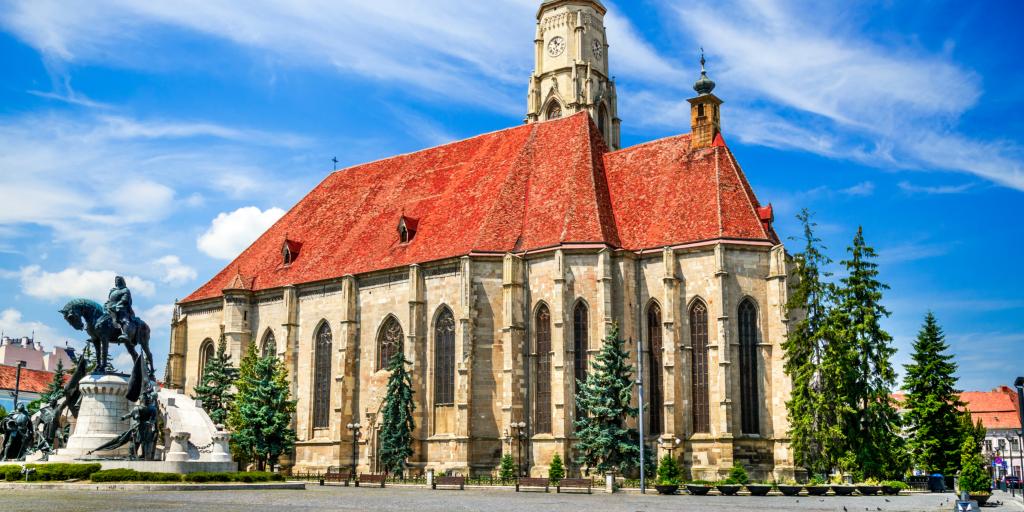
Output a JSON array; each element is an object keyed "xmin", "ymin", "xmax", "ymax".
[
  {"xmin": 960, "ymin": 387, "xmax": 1022, "ymax": 430},
  {"xmin": 184, "ymin": 113, "xmax": 776, "ymax": 303},
  {"xmin": 0, "ymin": 364, "xmax": 60, "ymax": 395}
]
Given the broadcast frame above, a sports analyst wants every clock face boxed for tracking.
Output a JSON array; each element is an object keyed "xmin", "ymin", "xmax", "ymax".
[
  {"xmin": 592, "ymin": 39, "xmax": 603, "ymax": 60},
  {"xmin": 547, "ymin": 36, "xmax": 566, "ymax": 57}
]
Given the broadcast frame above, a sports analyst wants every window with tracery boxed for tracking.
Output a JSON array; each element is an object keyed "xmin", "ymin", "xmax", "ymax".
[
  {"xmin": 647, "ymin": 303, "xmax": 663, "ymax": 435},
  {"xmin": 738, "ymin": 299, "xmax": 760, "ymax": 434},
  {"xmin": 434, "ymin": 308, "xmax": 456, "ymax": 405},
  {"xmin": 546, "ymin": 101, "xmax": 562, "ymax": 120},
  {"xmin": 261, "ymin": 330, "xmax": 276, "ymax": 358},
  {"xmin": 313, "ymin": 322, "xmax": 332, "ymax": 429},
  {"xmin": 377, "ymin": 316, "xmax": 403, "ymax": 371},
  {"xmin": 690, "ymin": 300, "xmax": 710, "ymax": 433},
  {"xmin": 573, "ymin": 302, "xmax": 588, "ymax": 386},
  {"xmin": 535, "ymin": 304, "xmax": 552, "ymax": 434}
]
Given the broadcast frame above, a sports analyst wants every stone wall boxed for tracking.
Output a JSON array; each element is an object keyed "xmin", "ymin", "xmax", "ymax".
[{"xmin": 170, "ymin": 242, "xmax": 795, "ymax": 479}]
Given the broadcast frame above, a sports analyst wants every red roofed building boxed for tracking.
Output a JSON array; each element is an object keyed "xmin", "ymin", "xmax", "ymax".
[
  {"xmin": 0, "ymin": 363, "xmax": 60, "ymax": 412},
  {"xmin": 167, "ymin": 0, "xmax": 797, "ymax": 480},
  {"xmin": 960, "ymin": 387, "xmax": 1023, "ymax": 478}
]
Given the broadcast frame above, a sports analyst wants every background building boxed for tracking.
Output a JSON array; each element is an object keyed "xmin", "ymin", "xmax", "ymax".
[
  {"xmin": 962, "ymin": 386, "xmax": 1023, "ymax": 480},
  {"xmin": 166, "ymin": 0, "xmax": 797, "ymax": 480},
  {"xmin": 0, "ymin": 335, "xmax": 75, "ymax": 373}
]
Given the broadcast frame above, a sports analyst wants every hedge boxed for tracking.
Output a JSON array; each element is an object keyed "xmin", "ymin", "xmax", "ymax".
[
  {"xmin": 0, "ymin": 463, "xmax": 102, "ymax": 481},
  {"xmin": 90, "ymin": 469, "xmax": 183, "ymax": 482},
  {"xmin": 183, "ymin": 471, "xmax": 284, "ymax": 483}
]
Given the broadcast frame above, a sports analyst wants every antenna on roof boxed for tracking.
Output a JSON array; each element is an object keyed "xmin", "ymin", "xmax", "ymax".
[{"xmin": 332, "ymin": 156, "xmax": 339, "ymax": 172}]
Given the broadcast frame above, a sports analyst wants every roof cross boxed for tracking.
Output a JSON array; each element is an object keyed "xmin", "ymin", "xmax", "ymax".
[{"xmin": 332, "ymin": 156, "xmax": 339, "ymax": 172}]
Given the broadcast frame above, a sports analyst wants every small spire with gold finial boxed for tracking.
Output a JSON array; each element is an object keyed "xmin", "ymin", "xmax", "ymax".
[{"xmin": 693, "ymin": 47, "xmax": 716, "ymax": 95}]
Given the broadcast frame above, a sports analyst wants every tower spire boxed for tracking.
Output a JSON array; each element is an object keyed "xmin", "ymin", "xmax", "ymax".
[
  {"xmin": 687, "ymin": 47, "xmax": 723, "ymax": 149},
  {"xmin": 693, "ymin": 47, "xmax": 716, "ymax": 95}
]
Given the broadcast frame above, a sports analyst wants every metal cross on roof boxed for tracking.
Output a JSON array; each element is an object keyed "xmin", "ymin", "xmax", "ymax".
[{"xmin": 332, "ymin": 156, "xmax": 339, "ymax": 171}]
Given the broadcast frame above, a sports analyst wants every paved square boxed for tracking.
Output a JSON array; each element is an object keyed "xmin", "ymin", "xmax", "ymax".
[{"xmin": 6, "ymin": 485, "xmax": 1019, "ymax": 512}]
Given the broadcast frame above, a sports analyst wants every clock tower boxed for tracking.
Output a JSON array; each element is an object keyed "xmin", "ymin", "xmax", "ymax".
[{"xmin": 526, "ymin": 0, "xmax": 620, "ymax": 150}]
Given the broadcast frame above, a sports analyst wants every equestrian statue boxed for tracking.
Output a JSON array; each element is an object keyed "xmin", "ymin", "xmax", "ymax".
[{"xmin": 58, "ymin": 276, "xmax": 154, "ymax": 380}]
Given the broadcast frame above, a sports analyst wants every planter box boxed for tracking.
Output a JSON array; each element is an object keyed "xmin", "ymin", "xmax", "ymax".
[
  {"xmin": 746, "ymin": 484, "xmax": 772, "ymax": 496},
  {"xmin": 970, "ymin": 493, "xmax": 991, "ymax": 506},
  {"xmin": 881, "ymin": 485, "xmax": 902, "ymax": 496},
  {"xmin": 716, "ymin": 484, "xmax": 741, "ymax": 496},
  {"xmin": 685, "ymin": 484, "xmax": 711, "ymax": 496},
  {"xmin": 806, "ymin": 485, "xmax": 830, "ymax": 496},
  {"xmin": 831, "ymin": 485, "xmax": 855, "ymax": 496},
  {"xmin": 777, "ymin": 485, "xmax": 802, "ymax": 496},
  {"xmin": 856, "ymin": 485, "xmax": 880, "ymax": 496},
  {"xmin": 654, "ymin": 484, "xmax": 679, "ymax": 495}
]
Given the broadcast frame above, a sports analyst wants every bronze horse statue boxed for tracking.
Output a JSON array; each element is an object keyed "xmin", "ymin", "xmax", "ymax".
[{"xmin": 59, "ymin": 298, "xmax": 154, "ymax": 378}]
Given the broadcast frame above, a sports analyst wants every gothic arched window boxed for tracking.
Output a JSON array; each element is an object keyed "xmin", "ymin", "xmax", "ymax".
[
  {"xmin": 535, "ymin": 304, "xmax": 552, "ymax": 434},
  {"xmin": 690, "ymin": 300, "xmax": 710, "ymax": 433},
  {"xmin": 313, "ymin": 322, "xmax": 332, "ymax": 429},
  {"xmin": 647, "ymin": 302, "xmax": 663, "ymax": 435},
  {"xmin": 261, "ymin": 330, "xmax": 276, "ymax": 358},
  {"xmin": 377, "ymin": 316, "xmax": 403, "ymax": 371},
  {"xmin": 198, "ymin": 338, "xmax": 215, "ymax": 381},
  {"xmin": 598, "ymin": 103, "xmax": 609, "ymax": 138},
  {"xmin": 738, "ymin": 299, "xmax": 760, "ymax": 434},
  {"xmin": 573, "ymin": 302, "xmax": 588, "ymax": 386},
  {"xmin": 546, "ymin": 101, "xmax": 562, "ymax": 120},
  {"xmin": 434, "ymin": 308, "xmax": 456, "ymax": 406}
]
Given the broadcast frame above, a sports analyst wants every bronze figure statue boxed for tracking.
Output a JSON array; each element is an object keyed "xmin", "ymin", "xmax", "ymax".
[
  {"xmin": 87, "ymin": 389, "xmax": 159, "ymax": 460},
  {"xmin": 0, "ymin": 403, "xmax": 32, "ymax": 461},
  {"xmin": 58, "ymin": 277, "xmax": 154, "ymax": 379}
]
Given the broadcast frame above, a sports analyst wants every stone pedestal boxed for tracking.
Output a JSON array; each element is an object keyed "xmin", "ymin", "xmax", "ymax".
[{"xmin": 55, "ymin": 374, "xmax": 132, "ymax": 459}]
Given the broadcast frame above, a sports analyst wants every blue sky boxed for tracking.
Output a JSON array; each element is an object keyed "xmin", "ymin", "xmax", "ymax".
[{"xmin": 0, "ymin": 0, "xmax": 1021, "ymax": 390}]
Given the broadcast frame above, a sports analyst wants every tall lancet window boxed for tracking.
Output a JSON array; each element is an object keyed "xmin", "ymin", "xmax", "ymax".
[
  {"xmin": 690, "ymin": 300, "xmax": 710, "ymax": 433},
  {"xmin": 198, "ymin": 338, "xmax": 214, "ymax": 382},
  {"xmin": 738, "ymin": 299, "xmax": 760, "ymax": 434},
  {"xmin": 261, "ymin": 330, "xmax": 276, "ymax": 358},
  {"xmin": 434, "ymin": 308, "xmax": 456, "ymax": 406},
  {"xmin": 313, "ymin": 322, "xmax": 332, "ymax": 429},
  {"xmin": 573, "ymin": 302, "xmax": 589, "ymax": 386},
  {"xmin": 377, "ymin": 316, "xmax": 403, "ymax": 371},
  {"xmin": 535, "ymin": 304, "xmax": 552, "ymax": 434},
  {"xmin": 647, "ymin": 302, "xmax": 663, "ymax": 435}
]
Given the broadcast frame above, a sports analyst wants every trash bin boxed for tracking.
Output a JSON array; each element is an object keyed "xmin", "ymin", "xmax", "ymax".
[
  {"xmin": 999, "ymin": 479, "xmax": 1007, "ymax": 491},
  {"xmin": 928, "ymin": 473, "xmax": 946, "ymax": 493}
]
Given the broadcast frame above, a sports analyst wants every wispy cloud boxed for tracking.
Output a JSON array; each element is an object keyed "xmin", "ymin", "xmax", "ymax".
[
  {"xmin": 898, "ymin": 180, "xmax": 976, "ymax": 195},
  {"xmin": 877, "ymin": 241, "xmax": 950, "ymax": 265},
  {"xmin": 841, "ymin": 181, "xmax": 875, "ymax": 197}
]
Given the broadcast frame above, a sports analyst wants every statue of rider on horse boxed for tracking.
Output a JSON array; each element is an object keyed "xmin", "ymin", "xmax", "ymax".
[{"xmin": 58, "ymin": 276, "xmax": 154, "ymax": 380}]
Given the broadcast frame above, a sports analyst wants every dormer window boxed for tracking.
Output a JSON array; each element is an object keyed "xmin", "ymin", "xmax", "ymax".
[
  {"xmin": 282, "ymin": 239, "xmax": 301, "ymax": 266},
  {"xmin": 398, "ymin": 216, "xmax": 418, "ymax": 244}
]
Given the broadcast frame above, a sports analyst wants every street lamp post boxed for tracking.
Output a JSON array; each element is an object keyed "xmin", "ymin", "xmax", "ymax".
[
  {"xmin": 510, "ymin": 421, "xmax": 527, "ymax": 477},
  {"xmin": 346, "ymin": 422, "xmax": 362, "ymax": 477},
  {"xmin": 657, "ymin": 436, "xmax": 682, "ymax": 458},
  {"xmin": 10, "ymin": 361, "xmax": 26, "ymax": 408}
]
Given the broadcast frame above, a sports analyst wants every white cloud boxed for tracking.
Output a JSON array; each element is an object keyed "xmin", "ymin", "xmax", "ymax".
[
  {"xmin": 154, "ymin": 255, "xmax": 197, "ymax": 285},
  {"xmin": 197, "ymin": 206, "xmax": 285, "ymax": 260},
  {"xmin": 141, "ymin": 303, "xmax": 175, "ymax": 329},
  {"xmin": 877, "ymin": 242, "xmax": 949, "ymax": 265},
  {"xmin": 13, "ymin": 265, "xmax": 156, "ymax": 301},
  {"xmin": 0, "ymin": 308, "xmax": 64, "ymax": 346},
  {"xmin": 898, "ymin": 181, "xmax": 975, "ymax": 195},
  {"xmin": 840, "ymin": 181, "xmax": 875, "ymax": 197}
]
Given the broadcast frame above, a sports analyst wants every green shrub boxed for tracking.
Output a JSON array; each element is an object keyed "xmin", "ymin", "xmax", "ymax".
[
  {"xmin": 548, "ymin": 454, "xmax": 565, "ymax": 483},
  {"xmin": 90, "ymin": 469, "xmax": 183, "ymax": 482},
  {"xmin": 655, "ymin": 454, "xmax": 682, "ymax": 486},
  {"xmin": 8, "ymin": 463, "xmax": 103, "ymax": 481},
  {"xmin": 182, "ymin": 471, "xmax": 280, "ymax": 483},
  {"xmin": 183, "ymin": 471, "xmax": 233, "ymax": 483},
  {"xmin": 721, "ymin": 464, "xmax": 749, "ymax": 485},
  {"xmin": 958, "ymin": 436, "xmax": 990, "ymax": 494},
  {"xmin": 687, "ymin": 479, "xmax": 714, "ymax": 486},
  {"xmin": 0, "ymin": 465, "xmax": 23, "ymax": 481},
  {"xmin": 881, "ymin": 480, "xmax": 909, "ymax": 490},
  {"xmin": 498, "ymin": 454, "xmax": 516, "ymax": 482}
]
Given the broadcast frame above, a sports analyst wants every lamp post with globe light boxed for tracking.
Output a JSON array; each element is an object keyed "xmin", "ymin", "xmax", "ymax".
[{"xmin": 346, "ymin": 422, "xmax": 362, "ymax": 477}]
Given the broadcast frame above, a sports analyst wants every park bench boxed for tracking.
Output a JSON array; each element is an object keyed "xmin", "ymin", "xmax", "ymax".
[
  {"xmin": 357, "ymin": 473, "xmax": 387, "ymax": 488},
  {"xmin": 555, "ymin": 478, "xmax": 592, "ymax": 494},
  {"xmin": 432, "ymin": 476, "xmax": 466, "ymax": 490},
  {"xmin": 515, "ymin": 477, "xmax": 550, "ymax": 492},
  {"xmin": 321, "ymin": 467, "xmax": 352, "ymax": 486}
]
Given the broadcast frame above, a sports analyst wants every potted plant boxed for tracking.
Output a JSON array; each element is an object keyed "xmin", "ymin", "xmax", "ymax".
[
  {"xmin": 685, "ymin": 479, "xmax": 713, "ymax": 495},
  {"xmin": 716, "ymin": 464, "xmax": 747, "ymax": 496},
  {"xmin": 653, "ymin": 454, "xmax": 682, "ymax": 495},
  {"xmin": 830, "ymin": 473, "xmax": 855, "ymax": 496},
  {"xmin": 855, "ymin": 478, "xmax": 881, "ymax": 496},
  {"xmin": 776, "ymin": 478, "xmax": 802, "ymax": 496},
  {"xmin": 958, "ymin": 436, "xmax": 992, "ymax": 505},
  {"xmin": 746, "ymin": 481, "xmax": 773, "ymax": 496},
  {"xmin": 880, "ymin": 480, "xmax": 908, "ymax": 496},
  {"xmin": 806, "ymin": 475, "xmax": 830, "ymax": 496}
]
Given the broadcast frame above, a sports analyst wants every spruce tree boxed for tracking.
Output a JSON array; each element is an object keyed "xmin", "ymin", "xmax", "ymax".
[
  {"xmin": 192, "ymin": 335, "xmax": 238, "ymax": 426},
  {"xmin": 40, "ymin": 359, "xmax": 66, "ymax": 403},
  {"xmin": 903, "ymin": 312, "xmax": 964, "ymax": 475},
  {"xmin": 499, "ymin": 453, "xmax": 517, "ymax": 482},
  {"xmin": 830, "ymin": 226, "xmax": 906, "ymax": 479},
  {"xmin": 958, "ymin": 435, "xmax": 990, "ymax": 494},
  {"xmin": 782, "ymin": 209, "xmax": 839, "ymax": 477},
  {"xmin": 228, "ymin": 343, "xmax": 296, "ymax": 470},
  {"xmin": 548, "ymin": 453, "xmax": 565, "ymax": 483},
  {"xmin": 573, "ymin": 324, "xmax": 642, "ymax": 475},
  {"xmin": 378, "ymin": 351, "xmax": 416, "ymax": 475}
]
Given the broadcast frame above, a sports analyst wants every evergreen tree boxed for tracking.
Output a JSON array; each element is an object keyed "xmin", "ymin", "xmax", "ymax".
[
  {"xmin": 378, "ymin": 351, "xmax": 416, "ymax": 475},
  {"xmin": 192, "ymin": 335, "xmax": 238, "ymax": 426},
  {"xmin": 573, "ymin": 324, "xmax": 642, "ymax": 475},
  {"xmin": 40, "ymin": 359, "xmax": 66, "ymax": 403},
  {"xmin": 903, "ymin": 312, "xmax": 964, "ymax": 475},
  {"xmin": 548, "ymin": 453, "xmax": 565, "ymax": 483},
  {"xmin": 782, "ymin": 208, "xmax": 840, "ymax": 477},
  {"xmin": 0, "ymin": 404, "xmax": 7, "ymax": 421},
  {"xmin": 499, "ymin": 453, "xmax": 517, "ymax": 482},
  {"xmin": 959, "ymin": 411, "xmax": 987, "ymax": 449},
  {"xmin": 958, "ymin": 435, "xmax": 990, "ymax": 494},
  {"xmin": 228, "ymin": 343, "xmax": 296, "ymax": 470},
  {"xmin": 829, "ymin": 226, "xmax": 906, "ymax": 479},
  {"xmin": 655, "ymin": 454, "xmax": 682, "ymax": 485}
]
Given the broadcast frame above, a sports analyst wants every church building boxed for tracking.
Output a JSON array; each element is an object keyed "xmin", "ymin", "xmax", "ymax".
[{"xmin": 167, "ymin": 0, "xmax": 797, "ymax": 480}]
